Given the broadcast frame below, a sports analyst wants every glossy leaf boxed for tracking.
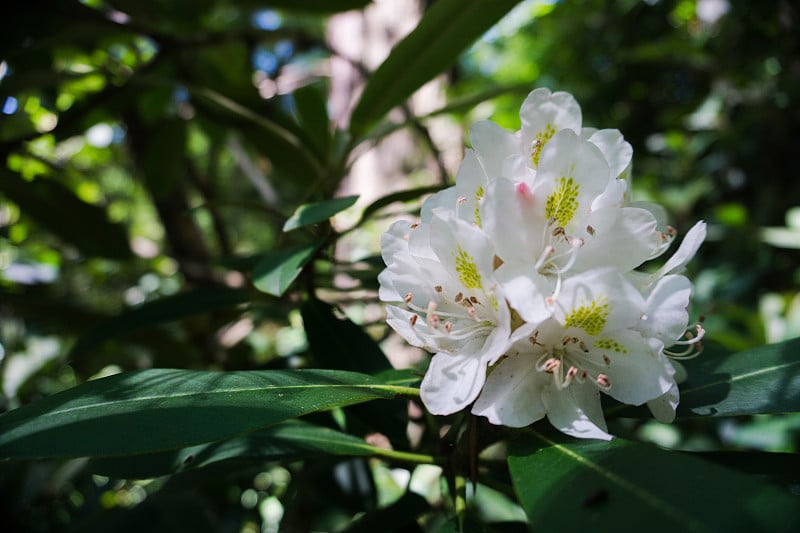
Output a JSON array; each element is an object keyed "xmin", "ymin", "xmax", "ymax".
[
  {"xmin": 0, "ymin": 369, "xmax": 417, "ymax": 459},
  {"xmin": 349, "ymin": 0, "xmax": 521, "ymax": 135},
  {"xmin": 677, "ymin": 337, "xmax": 800, "ymax": 417},
  {"xmin": 509, "ymin": 431, "xmax": 800, "ymax": 532},
  {"xmin": 283, "ymin": 196, "xmax": 359, "ymax": 232},
  {"xmin": 88, "ymin": 419, "xmax": 385, "ymax": 479},
  {"xmin": 606, "ymin": 338, "xmax": 800, "ymax": 420},
  {"xmin": 252, "ymin": 241, "xmax": 322, "ymax": 296},
  {"xmin": 69, "ymin": 288, "xmax": 251, "ymax": 355},
  {"xmin": 0, "ymin": 168, "xmax": 131, "ymax": 259}
]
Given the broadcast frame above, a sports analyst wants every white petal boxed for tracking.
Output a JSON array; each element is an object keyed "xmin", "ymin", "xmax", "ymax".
[
  {"xmin": 420, "ymin": 186, "xmax": 458, "ymax": 223},
  {"xmin": 429, "ymin": 208, "xmax": 496, "ymax": 291},
  {"xmin": 543, "ymin": 382, "xmax": 612, "ymax": 440},
  {"xmin": 638, "ymin": 274, "xmax": 692, "ymax": 344},
  {"xmin": 534, "ymin": 130, "xmax": 610, "ymax": 231},
  {"xmin": 594, "ymin": 330, "xmax": 675, "ymax": 405},
  {"xmin": 647, "ymin": 381, "xmax": 679, "ymax": 423},
  {"xmin": 482, "ymin": 178, "xmax": 545, "ymax": 266},
  {"xmin": 495, "ymin": 264, "xmax": 553, "ymax": 325},
  {"xmin": 420, "ymin": 351, "xmax": 490, "ymax": 414},
  {"xmin": 586, "ymin": 129, "xmax": 633, "ymax": 181},
  {"xmin": 519, "ymin": 88, "xmax": 582, "ymax": 154},
  {"xmin": 574, "ymin": 207, "xmax": 659, "ymax": 273},
  {"xmin": 472, "ymin": 353, "xmax": 548, "ymax": 427},
  {"xmin": 469, "ymin": 120, "xmax": 518, "ymax": 179},
  {"xmin": 655, "ymin": 221, "xmax": 707, "ymax": 278},
  {"xmin": 553, "ymin": 268, "xmax": 646, "ymax": 334},
  {"xmin": 380, "ymin": 220, "xmax": 413, "ymax": 266}
]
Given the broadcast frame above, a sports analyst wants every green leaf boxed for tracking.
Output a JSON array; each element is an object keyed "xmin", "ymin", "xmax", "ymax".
[
  {"xmin": 189, "ymin": 85, "xmax": 323, "ymax": 181},
  {"xmin": 0, "ymin": 369, "xmax": 416, "ymax": 459},
  {"xmin": 241, "ymin": 0, "xmax": 371, "ymax": 13},
  {"xmin": 677, "ymin": 337, "xmax": 800, "ymax": 417},
  {"xmin": 509, "ymin": 431, "xmax": 800, "ymax": 532},
  {"xmin": 0, "ymin": 168, "xmax": 131, "ymax": 259},
  {"xmin": 349, "ymin": 0, "xmax": 521, "ymax": 135},
  {"xmin": 69, "ymin": 287, "xmax": 251, "ymax": 356},
  {"xmin": 293, "ymin": 82, "xmax": 332, "ymax": 161},
  {"xmin": 88, "ymin": 420, "xmax": 385, "ymax": 479},
  {"xmin": 343, "ymin": 491, "xmax": 430, "ymax": 533},
  {"xmin": 301, "ymin": 297, "xmax": 390, "ymax": 374},
  {"xmin": 301, "ymin": 297, "xmax": 406, "ymax": 446},
  {"xmin": 252, "ymin": 241, "xmax": 322, "ymax": 296},
  {"xmin": 283, "ymin": 196, "xmax": 359, "ymax": 232}
]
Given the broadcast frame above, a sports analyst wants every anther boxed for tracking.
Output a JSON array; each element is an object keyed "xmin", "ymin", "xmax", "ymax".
[
  {"xmin": 602, "ymin": 354, "xmax": 611, "ymax": 365},
  {"xmin": 470, "ymin": 296, "xmax": 479, "ymax": 304},
  {"xmin": 595, "ymin": 374, "xmax": 611, "ymax": 389},
  {"xmin": 467, "ymin": 307, "xmax": 477, "ymax": 320},
  {"xmin": 434, "ymin": 285, "xmax": 443, "ymax": 293},
  {"xmin": 457, "ymin": 196, "xmax": 467, "ymax": 206},
  {"xmin": 493, "ymin": 255, "xmax": 504, "ymax": 270},
  {"xmin": 410, "ymin": 222, "xmax": 419, "ymax": 229},
  {"xmin": 445, "ymin": 321, "xmax": 452, "ymax": 333},
  {"xmin": 404, "ymin": 293, "xmax": 413, "ymax": 303},
  {"xmin": 543, "ymin": 358, "xmax": 560, "ymax": 372},
  {"xmin": 454, "ymin": 292, "xmax": 463, "ymax": 303},
  {"xmin": 409, "ymin": 314, "xmax": 418, "ymax": 326},
  {"xmin": 586, "ymin": 225, "xmax": 595, "ymax": 236}
]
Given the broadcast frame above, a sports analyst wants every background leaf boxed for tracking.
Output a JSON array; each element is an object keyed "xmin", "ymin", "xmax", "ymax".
[
  {"xmin": 348, "ymin": 0, "xmax": 522, "ymax": 135},
  {"xmin": 69, "ymin": 287, "xmax": 251, "ymax": 356},
  {"xmin": 87, "ymin": 419, "xmax": 384, "ymax": 479},
  {"xmin": 508, "ymin": 431, "xmax": 800, "ymax": 532},
  {"xmin": 0, "ymin": 368, "xmax": 414, "ymax": 459},
  {"xmin": 283, "ymin": 195, "xmax": 359, "ymax": 232},
  {"xmin": 252, "ymin": 241, "xmax": 322, "ymax": 296}
]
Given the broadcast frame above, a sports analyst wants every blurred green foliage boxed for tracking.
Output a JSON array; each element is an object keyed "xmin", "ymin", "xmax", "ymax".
[{"xmin": 1, "ymin": 0, "xmax": 799, "ymax": 531}]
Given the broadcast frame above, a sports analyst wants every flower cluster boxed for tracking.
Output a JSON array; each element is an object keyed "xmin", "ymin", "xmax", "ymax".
[{"xmin": 379, "ymin": 88, "xmax": 705, "ymax": 440}]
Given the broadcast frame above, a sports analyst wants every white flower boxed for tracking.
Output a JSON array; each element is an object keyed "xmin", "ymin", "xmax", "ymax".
[
  {"xmin": 472, "ymin": 268, "xmax": 676, "ymax": 440},
  {"xmin": 378, "ymin": 87, "xmax": 706, "ymax": 440},
  {"xmin": 379, "ymin": 208, "xmax": 520, "ymax": 414}
]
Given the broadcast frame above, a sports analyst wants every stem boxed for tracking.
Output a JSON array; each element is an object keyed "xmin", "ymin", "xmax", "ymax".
[{"xmin": 372, "ymin": 448, "xmax": 445, "ymax": 465}]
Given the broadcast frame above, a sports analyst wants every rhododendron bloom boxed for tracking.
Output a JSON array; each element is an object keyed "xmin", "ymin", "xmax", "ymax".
[{"xmin": 378, "ymin": 87, "xmax": 705, "ymax": 439}]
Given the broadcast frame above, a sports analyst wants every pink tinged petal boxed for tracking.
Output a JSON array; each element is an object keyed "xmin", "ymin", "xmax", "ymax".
[
  {"xmin": 543, "ymin": 381, "xmax": 612, "ymax": 441},
  {"xmin": 469, "ymin": 120, "xmax": 519, "ymax": 178},
  {"xmin": 594, "ymin": 330, "xmax": 675, "ymax": 405},
  {"xmin": 519, "ymin": 88, "xmax": 582, "ymax": 153},
  {"xmin": 420, "ymin": 351, "xmax": 490, "ymax": 414},
  {"xmin": 586, "ymin": 129, "xmax": 633, "ymax": 181},
  {"xmin": 482, "ymin": 178, "xmax": 546, "ymax": 266},
  {"xmin": 647, "ymin": 381, "xmax": 680, "ymax": 423},
  {"xmin": 471, "ymin": 354, "xmax": 549, "ymax": 427},
  {"xmin": 554, "ymin": 268, "xmax": 646, "ymax": 335},
  {"xmin": 655, "ymin": 220, "xmax": 707, "ymax": 278},
  {"xmin": 574, "ymin": 207, "xmax": 659, "ymax": 273},
  {"xmin": 638, "ymin": 274, "xmax": 692, "ymax": 344}
]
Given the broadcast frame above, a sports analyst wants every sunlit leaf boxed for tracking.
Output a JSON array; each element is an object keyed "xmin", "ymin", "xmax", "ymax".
[
  {"xmin": 349, "ymin": 0, "xmax": 521, "ymax": 135},
  {"xmin": 88, "ymin": 419, "xmax": 386, "ymax": 479},
  {"xmin": 509, "ymin": 431, "xmax": 800, "ymax": 531},
  {"xmin": 69, "ymin": 288, "xmax": 251, "ymax": 356},
  {"xmin": 283, "ymin": 196, "xmax": 359, "ymax": 232},
  {"xmin": 0, "ymin": 369, "xmax": 417, "ymax": 459},
  {"xmin": 252, "ymin": 241, "xmax": 322, "ymax": 296}
]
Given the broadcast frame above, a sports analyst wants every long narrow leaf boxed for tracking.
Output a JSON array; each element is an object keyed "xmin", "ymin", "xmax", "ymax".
[
  {"xmin": 0, "ymin": 369, "xmax": 417, "ymax": 459},
  {"xmin": 349, "ymin": 0, "xmax": 521, "ymax": 135},
  {"xmin": 87, "ymin": 419, "xmax": 384, "ymax": 479},
  {"xmin": 509, "ymin": 431, "xmax": 800, "ymax": 532}
]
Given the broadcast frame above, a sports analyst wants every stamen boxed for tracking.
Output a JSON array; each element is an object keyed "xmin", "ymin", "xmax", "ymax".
[
  {"xmin": 404, "ymin": 292, "xmax": 413, "ymax": 303},
  {"xmin": 595, "ymin": 374, "xmax": 611, "ymax": 389},
  {"xmin": 445, "ymin": 321, "xmax": 452, "ymax": 333},
  {"xmin": 454, "ymin": 292, "xmax": 463, "ymax": 303},
  {"xmin": 586, "ymin": 225, "xmax": 595, "ymax": 236},
  {"xmin": 409, "ymin": 314, "xmax": 418, "ymax": 326},
  {"xmin": 534, "ymin": 245, "xmax": 556, "ymax": 271},
  {"xmin": 434, "ymin": 285, "xmax": 443, "ymax": 293}
]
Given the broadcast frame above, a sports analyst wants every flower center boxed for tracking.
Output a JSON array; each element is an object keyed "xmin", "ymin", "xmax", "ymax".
[{"xmin": 531, "ymin": 333, "xmax": 612, "ymax": 391}]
